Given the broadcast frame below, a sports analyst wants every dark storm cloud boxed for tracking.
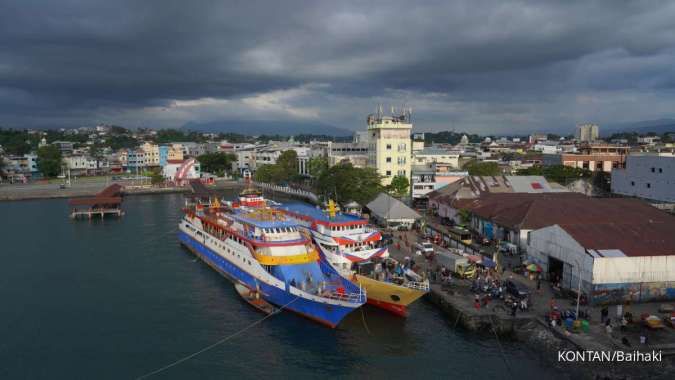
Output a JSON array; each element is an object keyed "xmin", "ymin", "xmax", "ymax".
[{"xmin": 1, "ymin": 0, "xmax": 675, "ymax": 132}]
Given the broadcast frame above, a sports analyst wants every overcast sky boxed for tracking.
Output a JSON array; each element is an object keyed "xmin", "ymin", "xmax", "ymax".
[{"xmin": 2, "ymin": 0, "xmax": 675, "ymax": 134}]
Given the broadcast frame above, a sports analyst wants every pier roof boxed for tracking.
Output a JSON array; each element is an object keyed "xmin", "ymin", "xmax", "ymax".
[
  {"xmin": 96, "ymin": 183, "xmax": 123, "ymax": 197},
  {"xmin": 68, "ymin": 197, "xmax": 122, "ymax": 206}
]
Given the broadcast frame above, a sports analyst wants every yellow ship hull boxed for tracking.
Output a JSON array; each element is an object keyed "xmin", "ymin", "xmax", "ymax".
[{"xmin": 354, "ymin": 274, "xmax": 427, "ymax": 317}]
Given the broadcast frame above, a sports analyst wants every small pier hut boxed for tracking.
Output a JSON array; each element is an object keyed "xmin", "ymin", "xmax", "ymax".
[{"xmin": 68, "ymin": 184, "xmax": 125, "ymax": 219}]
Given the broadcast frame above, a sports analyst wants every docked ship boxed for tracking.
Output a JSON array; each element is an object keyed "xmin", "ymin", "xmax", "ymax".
[
  {"xmin": 178, "ymin": 188, "xmax": 366, "ymax": 328},
  {"xmin": 276, "ymin": 201, "xmax": 429, "ymax": 317}
]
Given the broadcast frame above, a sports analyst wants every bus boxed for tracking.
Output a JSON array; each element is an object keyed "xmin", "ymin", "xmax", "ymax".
[{"xmin": 448, "ymin": 227, "xmax": 472, "ymax": 245}]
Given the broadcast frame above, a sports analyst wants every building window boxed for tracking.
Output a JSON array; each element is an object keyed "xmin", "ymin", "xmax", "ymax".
[
  {"xmin": 631, "ymin": 181, "xmax": 635, "ymax": 186},
  {"xmin": 386, "ymin": 144, "xmax": 392, "ymax": 150},
  {"xmin": 651, "ymin": 167, "xmax": 655, "ymax": 173},
  {"xmin": 647, "ymin": 183, "xmax": 651, "ymax": 188},
  {"xmin": 385, "ymin": 170, "xmax": 391, "ymax": 176},
  {"xmin": 659, "ymin": 168, "xmax": 663, "ymax": 173},
  {"xmin": 386, "ymin": 157, "xmax": 392, "ymax": 163}
]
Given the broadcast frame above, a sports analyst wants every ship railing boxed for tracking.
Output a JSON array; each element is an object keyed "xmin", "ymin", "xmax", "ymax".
[
  {"xmin": 404, "ymin": 280, "xmax": 430, "ymax": 292},
  {"xmin": 322, "ymin": 289, "xmax": 366, "ymax": 304}
]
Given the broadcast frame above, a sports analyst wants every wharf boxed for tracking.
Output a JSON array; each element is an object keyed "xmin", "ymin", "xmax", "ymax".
[{"xmin": 68, "ymin": 184, "xmax": 125, "ymax": 219}]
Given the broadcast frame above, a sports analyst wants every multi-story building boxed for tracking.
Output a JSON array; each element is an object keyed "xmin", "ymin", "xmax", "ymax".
[
  {"xmin": 576, "ymin": 123, "xmax": 599, "ymax": 142},
  {"xmin": 611, "ymin": 153, "xmax": 675, "ymax": 203},
  {"xmin": 367, "ymin": 110, "xmax": 412, "ymax": 186},
  {"xmin": 64, "ymin": 155, "xmax": 109, "ymax": 176},
  {"xmin": 3, "ymin": 154, "xmax": 39, "ymax": 177},
  {"xmin": 412, "ymin": 133, "xmax": 425, "ymax": 152},
  {"xmin": 413, "ymin": 147, "xmax": 460, "ymax": 168},
  {"xmin": 168, "ymin": 144, "xmax": 184, "ymax": 162},
  {"xmin": 158, "ymin": 145, "xmax": 169, "ymax": 167},
  {"xmin": 126, "ymin": 149, "xmax": 147, "ymax": 170},
  {"xmin": 141, "ymin": 142, "xmax": 160, "ymax": 167},
  {"xmin": 544, "ymin": 144, "xmax": 628, "ymax": 173}
]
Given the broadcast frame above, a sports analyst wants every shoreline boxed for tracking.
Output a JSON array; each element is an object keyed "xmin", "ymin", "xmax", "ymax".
[{"xmin": 0, "ymin": 180, "xmax": 243, "ymax": 202}]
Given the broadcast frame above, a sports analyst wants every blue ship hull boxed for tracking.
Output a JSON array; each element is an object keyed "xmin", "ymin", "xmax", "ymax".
[{"xmin": 178, "ymin": 230, "xmax": 359, "ymax": 327}]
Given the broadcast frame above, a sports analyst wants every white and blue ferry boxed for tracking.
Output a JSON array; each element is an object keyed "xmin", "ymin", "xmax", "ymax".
[{"xmin": 178, "ymin": 188, "xmax": 366, "ymax": 328}]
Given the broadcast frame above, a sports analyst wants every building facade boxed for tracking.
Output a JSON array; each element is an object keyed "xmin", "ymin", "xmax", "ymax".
[
  {"xmin": 576, "ymin": 123, "xmax": 599, "ymax": 142},
  {"xmin": 611, "ymin": 154, "xmax": 675, "ymax": 203},
  {"xmin": 367, "ymin": 111, "xmax": 412, "ymax": 186}
]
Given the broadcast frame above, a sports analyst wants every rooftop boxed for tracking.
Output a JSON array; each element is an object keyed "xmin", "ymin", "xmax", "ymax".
[
  {"xmin": 560, "ymin": 222, "xmax": 675, "ymax": 257},
  {"xmin": 280, "ymin": 202, "xmax": 365, "ymax": 224},
  {"xmin": 459, "ymin": 193, "xmax": 675, "ymax": 256},
  {"xmin": 231, "ymin": 209, "xmax": 298, "ymax": 229}
]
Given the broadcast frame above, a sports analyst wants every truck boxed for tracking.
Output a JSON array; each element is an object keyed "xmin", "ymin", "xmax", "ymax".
[{"xmin": 435, "ymin": 248, "xmax": 468, "ymax": 272}]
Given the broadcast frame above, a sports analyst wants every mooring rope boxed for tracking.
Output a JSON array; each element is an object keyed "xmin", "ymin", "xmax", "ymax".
[
  {"xmin": 488, "ymin": 314, "xmax": 513, "ymax": 377},
  {"xmin": 136, "ymin": 297, "xmax": 300, "ymax": 380},
  {"xmin": 360, "ymin": 306, "xmax": 372, "ymax": 336}
]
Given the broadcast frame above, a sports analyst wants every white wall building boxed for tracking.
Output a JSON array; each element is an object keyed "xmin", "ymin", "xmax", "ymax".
[
  {"xmin": 527, "ymin": 223, "xmax": 675, "ymax": 304},
  {"xmin": 413, "ymin": 147, "xmax": 460, "ymax": 168},
  {"xmin": 611, "ymin": 154, "xmax": 675, "ymax": 203}
]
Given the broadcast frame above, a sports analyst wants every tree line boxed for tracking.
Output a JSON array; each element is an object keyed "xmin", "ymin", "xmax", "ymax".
[{"xmin": 253, "ymin": 151, "xmax": 409, "ymax": 205}]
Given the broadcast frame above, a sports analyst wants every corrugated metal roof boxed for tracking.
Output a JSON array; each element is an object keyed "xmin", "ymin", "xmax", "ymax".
[{"xmin": 561, "ymin": 222, "xmax": 675, "ymax": 257}]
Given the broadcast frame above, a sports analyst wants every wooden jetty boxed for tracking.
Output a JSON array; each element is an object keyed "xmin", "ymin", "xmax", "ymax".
[{"xmin": 68, "ymin": 184, "xmax": 125, "ymax": 219}]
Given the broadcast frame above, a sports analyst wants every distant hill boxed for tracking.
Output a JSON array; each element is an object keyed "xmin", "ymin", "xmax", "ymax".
[
  {"xmin": 182, "ymin": 120, "xmax": 353, "ymax": 137},
  {"xmin": 602, "ymin": 119, "xmax": 675, "ymax": 136}
]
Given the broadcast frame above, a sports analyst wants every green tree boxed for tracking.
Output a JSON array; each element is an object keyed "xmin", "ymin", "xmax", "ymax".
[
  {"xmin": 458, "ymin": 209, "xmax": 471, "ymax": 226},
  {"xmin": 150, "ymin": 169, "xmax": 164, "ymax": 185},
  {"xmin": 197, "ymin": 152, "xmax": 236, "ymax": 176},
  {"xmin": 387, "ymin": 175, "xmax": 409, "ymax": 197},
  {"xmin": 254, "ymin": 164, "xmax": 284, "ymax": 183},
  {"xmin": 464, "ymin": 161, "xmax": 501, "ymax": 176},
  {"xmin": 252, "ymin": 150, "xmax": 304, "ymax": 184},
  {"xmin": 276, "ymin": 150, "xmax": 298, "ymax": 176},
  {"xmin": 37, "ymin": 145, "xmax": 62, "ymax": 178},
  {"xmin": 0, "ymin": 129, "xmax": 35, "ymax": 155},
  {"xmin": 307, "ymin": 156, "xmax": 329, "ymax": 178},
  {"xmin": 315, "ymin": 162, "xmax": 383, "ymax": 205}
]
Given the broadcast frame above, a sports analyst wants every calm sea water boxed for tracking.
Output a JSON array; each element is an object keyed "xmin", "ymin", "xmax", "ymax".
[{"xmin": 0, "ymin": 193, "xmax": 569, "ymax": 379}]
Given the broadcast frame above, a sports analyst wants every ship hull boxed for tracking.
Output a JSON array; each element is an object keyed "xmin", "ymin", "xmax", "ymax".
[
  {"xmin": 354, "ymin": 274, "xmax": 426, "ymax": 317},
  {"xmin": 178, "ymin": 230, "xmax": 358, "ymax": 328}
]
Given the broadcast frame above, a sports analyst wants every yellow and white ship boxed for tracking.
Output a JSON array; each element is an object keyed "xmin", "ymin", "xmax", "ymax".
[{"xmin": 276, "ymin": 201, "xmax": 429, "ymax": 317}]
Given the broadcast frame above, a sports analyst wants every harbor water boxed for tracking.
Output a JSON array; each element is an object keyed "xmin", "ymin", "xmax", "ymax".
[{"xmin": 0, "ymin": 193, "xmax": 569, "ymax": 379}]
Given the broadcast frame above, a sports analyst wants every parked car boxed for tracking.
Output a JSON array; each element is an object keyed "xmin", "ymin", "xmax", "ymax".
[
  {"xmin": 415, "ymin": 241, "xmax": 434, "ymax": 256},
  {"xmin": 505, "ymin": 279, "xmax": 530, "ymax": 299}
]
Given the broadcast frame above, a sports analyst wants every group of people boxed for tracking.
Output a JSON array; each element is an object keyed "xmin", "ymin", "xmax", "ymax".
[{"xmin": 370, "ymin": 257, "xmax": 418, "ymax": 284}]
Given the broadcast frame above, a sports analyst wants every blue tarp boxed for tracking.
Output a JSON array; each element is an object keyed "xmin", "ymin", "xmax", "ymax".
[{"xmin": 480, "ymin": 257, "xmax": 496, "ymax": 268}]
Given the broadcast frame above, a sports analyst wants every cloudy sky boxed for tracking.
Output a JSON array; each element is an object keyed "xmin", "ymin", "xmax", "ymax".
[{"xmin": 1, "ymin": 0, "xmax": 675, "ymax": 134}]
